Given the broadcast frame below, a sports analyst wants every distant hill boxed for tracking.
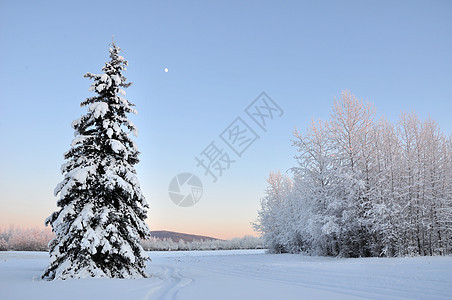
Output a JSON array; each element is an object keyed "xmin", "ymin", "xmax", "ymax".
[{"xmin": 149, "ymin": 231, "xmax": 220, "ymax": 242}]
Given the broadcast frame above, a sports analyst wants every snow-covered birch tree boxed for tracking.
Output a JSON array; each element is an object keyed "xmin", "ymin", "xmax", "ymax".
[
  {"xmin": 42, "ymin": 42, "xmax": 151, "ymax": 280},
  {"xmin": 253, "ymin": 171, "xmax": 294, "ymax": 253},
  {"xmin": 327, "ymin": 91, "xmax": 376, "ymax": 257}
]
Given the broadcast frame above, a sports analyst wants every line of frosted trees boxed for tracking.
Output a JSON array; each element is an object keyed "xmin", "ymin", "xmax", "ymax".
[
  {"xmin": 141, "ymin": 236, "xmax": 263, "ymax": 251},
  {"xmin": 254, "ymin": 91, "xmax": 452, "ymax": 257},
  {"xmin": 0, "ymin": 227, "xmax": 263, "ymax": 252},
  {"xmin": 0, "ymin": 227, "xmax": 54, "ymax": 251}
]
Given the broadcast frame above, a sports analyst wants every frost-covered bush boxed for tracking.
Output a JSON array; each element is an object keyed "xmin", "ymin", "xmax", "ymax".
[{"xmin": 0, "ymin": 237, "xmax": 8, "ymax": 251}]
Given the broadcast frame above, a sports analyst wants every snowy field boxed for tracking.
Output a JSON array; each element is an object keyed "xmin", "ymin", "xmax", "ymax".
[{"xmin": 1, "ymin": 250, "xmax": 451, "ymax": 300}]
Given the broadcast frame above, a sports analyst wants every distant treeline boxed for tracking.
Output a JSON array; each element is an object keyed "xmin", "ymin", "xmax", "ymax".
[
  {"xmin": 0, "ymin": 227, "xmax": 54, "ymax": 251},
  {"xmin": 0, "ymin": 227, "xmax": 263, "ymax": 251},
  {"xmin": 141, "ymin": 235, "xmax": 263, "ymax": 251}
]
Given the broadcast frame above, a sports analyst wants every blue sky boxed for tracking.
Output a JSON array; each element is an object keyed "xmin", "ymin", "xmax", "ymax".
[{"xmin": 0, "ymin": 0, "xmax": 451, "ymax": 239}]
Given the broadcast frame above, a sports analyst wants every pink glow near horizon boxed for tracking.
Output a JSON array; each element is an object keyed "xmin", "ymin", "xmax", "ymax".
[{"xmin": 0, "ymin": 213, "xmax": 258, "ymax": 240}]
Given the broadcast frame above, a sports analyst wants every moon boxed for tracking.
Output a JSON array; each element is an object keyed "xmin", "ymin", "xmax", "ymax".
[{"xmin": 164, "ymin": 67, "xmax": 169, "ymax": 73}]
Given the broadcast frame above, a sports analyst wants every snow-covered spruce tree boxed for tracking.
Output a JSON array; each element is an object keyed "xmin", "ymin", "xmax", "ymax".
[{"xmin": 42, "ymin": 42, "xmax": 151, "ymax": 280}]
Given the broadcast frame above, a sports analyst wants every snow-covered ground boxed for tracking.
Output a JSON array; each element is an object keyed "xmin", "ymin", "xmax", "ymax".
[{"xmin": 1, "ymin": 250, "xmax": 451, "ymax": 299}]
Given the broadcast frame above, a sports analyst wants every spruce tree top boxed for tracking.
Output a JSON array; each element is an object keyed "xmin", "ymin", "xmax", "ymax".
[{"xmin": 56, "ymin": 41, "xmax": 147, "ymax": 209}]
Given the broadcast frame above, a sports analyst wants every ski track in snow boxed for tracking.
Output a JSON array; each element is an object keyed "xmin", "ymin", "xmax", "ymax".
[
  {"xmin": 1, "ymin": 250, "xmax": 451, "ymax": 300},
  {"xmin": 144, "ymin": 264, "xmax": 193, "ymax": 300}
]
